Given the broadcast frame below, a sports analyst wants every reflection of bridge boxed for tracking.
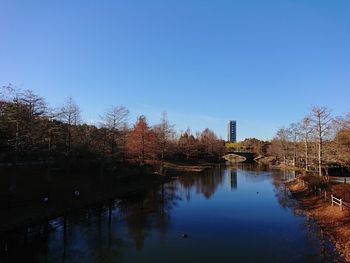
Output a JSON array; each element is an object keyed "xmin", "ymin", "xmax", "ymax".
[{"xmin": 223, "ymin": 151, "xmax": 256, "ymax": 163}]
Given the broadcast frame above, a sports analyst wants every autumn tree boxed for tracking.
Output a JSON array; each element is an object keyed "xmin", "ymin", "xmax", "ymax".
[
  {"xmin": 197, "ymin": 128, "xmax": 225, "ymax": 161},
  {"xmin": 127, "ymin": 115, "xmax": 153, "ymax": 165},
  {"xmin": 332, "ymin": 112, "xmax": 350, "ymax": 170},
  {"xmin": 199, "ymin": 128, "xmax": 217, "ymax": 157},
  {"xmin": 178, "ymin": 129, "xmax": 198, "ymax": 160},
  {"xmin": 239, "ymin": 138, "xmax": 269, "ymax": 156},
  {"xmin": 333, "ymin": 129, "xmax": 350, "ymax": 168}
]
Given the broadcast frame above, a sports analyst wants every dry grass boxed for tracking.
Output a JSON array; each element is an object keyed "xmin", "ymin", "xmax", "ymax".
[
  {"xmin": 288, "ymin": 180, "xmax": 350, "ymax": 262},
  {"xmin": 331, "ymin": 184, "xmax": 350, "ymax": 203}
]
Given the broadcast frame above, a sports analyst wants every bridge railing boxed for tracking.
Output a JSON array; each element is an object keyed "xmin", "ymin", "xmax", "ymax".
[{"xmin": 227, "ymin": 150, "xmax": 255, "ymax": 154}]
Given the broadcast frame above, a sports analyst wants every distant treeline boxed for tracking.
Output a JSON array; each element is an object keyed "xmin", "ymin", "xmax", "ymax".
[
  {"xmin": 268, "ymin": 106, "xmax": 350, "ymax": 176},
  {"xmin": 0, "ymin": 84, "xmax": 226, "ymax": 171}
]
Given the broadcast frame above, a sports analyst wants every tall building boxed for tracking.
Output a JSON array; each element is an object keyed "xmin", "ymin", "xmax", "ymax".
[{"xmin": 227, "ymin": 120, "xmax": 237, "ymax": 142}]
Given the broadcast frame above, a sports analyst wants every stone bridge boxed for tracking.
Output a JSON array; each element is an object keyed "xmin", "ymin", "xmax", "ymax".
[{"xmin": 223, "ymin": 151, "xmax": 257, "ymax": 163}]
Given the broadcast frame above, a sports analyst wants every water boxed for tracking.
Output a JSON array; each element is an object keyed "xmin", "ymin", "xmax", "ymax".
[{"xmin": 0, "ymin": 165, "xmax": 345, "ymax": 262}]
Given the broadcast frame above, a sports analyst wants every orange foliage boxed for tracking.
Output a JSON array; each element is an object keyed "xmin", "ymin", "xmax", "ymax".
[{"xmin": 127, "ymin": 115, "xmax": 157, "ymax": 164}]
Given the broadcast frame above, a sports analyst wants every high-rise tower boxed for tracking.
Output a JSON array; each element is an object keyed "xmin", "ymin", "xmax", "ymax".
[{"xmin": 227, "ymin": 120, "xmax": 237, "ymax": 142}]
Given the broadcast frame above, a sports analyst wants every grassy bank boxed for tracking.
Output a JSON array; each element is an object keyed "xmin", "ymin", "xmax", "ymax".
[{"xmin": 287, "ymin": 178, "xmax": 350, "ymax": 262}]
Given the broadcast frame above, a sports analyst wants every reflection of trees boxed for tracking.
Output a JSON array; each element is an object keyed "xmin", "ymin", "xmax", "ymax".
[
  {"xmin": 177, "ymin": 167, "xmax": 226, "ymax": 200},
  {"xmin": 0, "ymin": 173, "xmax": 185, "ymax": 261},
  {"xmin": 117, "ymin": 168, "xmax": 228, "ymax": 250},
  {"xmin": 119, "ymin": 182, "xmax": 179, "ymax": 249},
  {"xmin": 119, "ymin": 192, "xmax": 149, "ymax": 249},
  {"xmin": 2, "ymin": 166, "xmax": 345, "ymax": 262},
  {"xmin": 0, "ymin": 183, "xmax": 180, "ymax": 262},
  {"xmin": 271, "ymin": 170, "xmax": 298, "ymax": 210}
]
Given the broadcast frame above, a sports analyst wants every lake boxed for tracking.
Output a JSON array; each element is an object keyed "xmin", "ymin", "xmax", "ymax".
[{"xmin": 0, "ymin": 164, "xmax": 345, "ymax": 262}]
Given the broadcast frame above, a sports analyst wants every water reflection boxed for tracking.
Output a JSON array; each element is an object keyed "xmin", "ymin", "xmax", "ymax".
[
  {"xmin": 177, "ymin": 166, "xmax": 226, "ymax": 200},
  {"xmin": 0, "ymin": 165, "xmax": 346, "ymax": 263},
  {"xmin": 228, "ymin": 169, "xmax": 238, "ymax": 191}
]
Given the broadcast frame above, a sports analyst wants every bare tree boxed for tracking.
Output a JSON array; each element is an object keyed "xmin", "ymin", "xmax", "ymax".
[
  {"xmin": 0, "ymin": 84, "xmax": 17, "ymax": 103},
  {"xmin": 119, "ymin": 123, "xmax": 130, "ymax": 163},
  {"xmin": 20, "ymin": 90, "xmax": 48, "ymax": 157},
  {"xmin": 275, "ymin": 127, "xmax": 291, "ymax": 166},
  {"xmin": 0, "ymin": 85, "xmax": 22, "ymax": 164},
  {"xmin": 100, "ymin": 106, "xmax": 129, "ymax": 160},
  {"xmin": 288, "ymin": 123, "xmax": 300, "ymax": 167},
  {"xmin": 309, "ymin": 106, "xmax": 332, "ymax": 176},
  {"xmin": 154, "ymin": 111, "xmax": 175, "ymax": 173},
  {"xmin": 299, "ymin": 117, "xmax": 313, "ymax": 170},
  {"xmin": 334, "ymin": 112, "xmax": 350, "ymax": 130},
  {"xmin": 59, "ymin": 97, "xmax": 81, "ymax": 161},
  {"xmin": 20, "ymin": 90, "xmax": 47, "ymax": 121}
]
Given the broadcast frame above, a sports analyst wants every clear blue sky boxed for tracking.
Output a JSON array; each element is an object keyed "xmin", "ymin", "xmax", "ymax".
[{"xmin": 1, "ymin": 0, "xmax": 350, "ymax": 140}]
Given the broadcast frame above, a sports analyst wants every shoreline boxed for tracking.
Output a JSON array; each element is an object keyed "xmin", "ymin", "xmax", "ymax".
[{"xmin": 286, "ymin": 179, "xmax": 350, "ymax": 262}]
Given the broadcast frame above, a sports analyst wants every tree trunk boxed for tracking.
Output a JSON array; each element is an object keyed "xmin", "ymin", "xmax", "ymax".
[
  {"xmin": 304, "ymin": 139, "xmax": 309, "ymax": 171},
  {"xmin": 318, "ymin": 137, "xmax": 322, "ymax": 177}
]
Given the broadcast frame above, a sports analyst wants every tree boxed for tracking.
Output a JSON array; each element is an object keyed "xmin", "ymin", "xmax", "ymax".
[
  {"xmin": 336, "ymin": 112, "xmax": 350, "ymax": 130},
  {"xmin": 333, "ymin": 128, "xmax": 350, "ymax": 168},
  {"xmin": 127, "ymin": 115, "xmax": 153, "ymax": 165},
  {"xmin": 288, "ymin": 123, "xmax": 300, "ymax": 167},
  {"xmin": 299, "ymin": 117, "xmax": 313, "ymax": 170},
  {"xmin": 20, "ymin": 89, "xmax": 47, "ymax": 121},
  {"xmin": 199, "ymin": 128, "xmax": 217, "ymax": 157},
  {"xmin": 58, "ymin": 97, "xmax": 81, "ymax": 162},
  {"xmin": 0, "ymin": 85, "xmax": 27, "ymax": 163},
  {"xmin": 153, "ymin": 112, "xmax": 175, "ymax": 172},
  {"xmin": 333, "ymin": 112, "xmax": 350, "ymax": 169},
  {"xmin": 310, "ymin": 106, "xmax": 332, "ymax": 176},
  {"xmin": 100, "ymin": 106, "xmax": 129, "ymax": 161},
  {"xmin": 212, "ymin": 138, "xmax": 226, "ymax": 160},
  {"xmin": 178, "ymin": 129, "xmax": 198, "ymax": 160},
  {"xmin": 239, "ymin": 138, "xmax": 269, "ymax": 156},
  {"xmin": 274, "ymin": 127, "xmax": 291, "ymax": 166},
  {"xmin": 198, "ymin": 128, "xmax": 224, "ymax": 161},
  {"xmin": 20, "ymin": 90, "xmax": 48, "ymax": 158}
]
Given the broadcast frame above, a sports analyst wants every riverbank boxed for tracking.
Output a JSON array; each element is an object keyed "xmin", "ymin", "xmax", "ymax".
[{"xmin": 287, "ymin": 179, "xmax": 350, "ymax": 262}]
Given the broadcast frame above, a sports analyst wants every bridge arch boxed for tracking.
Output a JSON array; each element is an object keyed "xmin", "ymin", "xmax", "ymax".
[{"xmin": 223, "ymin": 152, "xmax": 256, "ymax": 163}]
